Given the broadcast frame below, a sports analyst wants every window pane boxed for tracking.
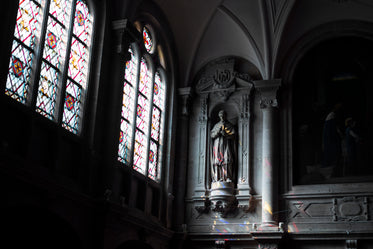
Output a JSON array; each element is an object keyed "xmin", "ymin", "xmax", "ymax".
[
  {"xmin": 118, "ymin": 119, "xmax": 133, "ymax": 164},
  {"xmin": 42, "ymin": 18, "xmax": 68, "ymax": 70},
  {"xmin": 14, "ymin": 0, "xmax": 42, "ymax": 48},
  {"xmin": 151, "ymin": 106, "xmax": 160, "ymax": 141},
  {"xmin": 118, "ymin": 46, "xmax": 138, "ymax": 164},
  {"xmin": 153, "ymin": 72, "xmax": 164, "ymax": 109},
  {"xmin": 143, "ymin": 26, "xmax": 153, "ymax": 53},
  {"xmin": 49, "ymin": 0, "xmax": 72, "ymax": 26},
  {"xmin": 138, "ymin": 58, "xmax": 151, "ymax": 99},
  {"xmin": 62, "ymin": 80, "xmax": 82, "ymax": 133},
  {"xmin": 68, "ymin": 38, "xmax": 89, "ymax": 88},
  {"xmin": 73, "ymin": 0, "xmax": 93, "ymax": 46},
  {"xmin": 136, "ymin": 94, "xmax": 149, "ymax": 132},
  {"xmin": 36, "ymin": 62, "xmax": 59, "ymax": 119},
  {"xmin": 133, "ymin": 130, "xmax": 147, "ymax": 174},
  {"xmin": 5, "ymin": 0, "xmax": 43, "ymax": 103},
  {"xmin": 148, "ymin": 140, "xmax": 158, "ymax": 180},
  {"xmin": 5, "ymin": 42, "xmax": 34, "ymax": 103},
  {"xmin": 125, "ymin": 48, "xmax": 137, "ymax": 84}
]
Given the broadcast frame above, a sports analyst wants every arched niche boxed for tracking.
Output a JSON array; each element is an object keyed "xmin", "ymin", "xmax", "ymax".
[{"xmin": 190, "ymin": 56, "xmax": 260, "ymax": 216}]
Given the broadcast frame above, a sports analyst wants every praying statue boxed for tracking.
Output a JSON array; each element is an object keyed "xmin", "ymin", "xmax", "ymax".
[{"xmin": 210, "ymin": 110, "xmax": 236, "ymax": 182}]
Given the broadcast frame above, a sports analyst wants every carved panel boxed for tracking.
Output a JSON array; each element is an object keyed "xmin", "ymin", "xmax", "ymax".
[
  {"xmin": 289, "ymin": 200, "xmax": 333, "ymax": 219},
  {"xmin": 332, "ymin": 197, "xmax": 369, "ymax": 221}
]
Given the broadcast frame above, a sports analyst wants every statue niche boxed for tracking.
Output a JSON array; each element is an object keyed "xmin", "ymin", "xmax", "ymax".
[
  {"xmin": 209, "ymin": 109, "xmax": 238, "ymax": 215},
  {"xmin": 210, "ymin": 110, "xmax": 236, "ymax": 182}
]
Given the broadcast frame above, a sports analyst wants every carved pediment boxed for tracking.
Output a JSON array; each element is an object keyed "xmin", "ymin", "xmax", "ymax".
[{"xmin": 195, "ymin": 58, "xmax": 253, "ymax": 100}]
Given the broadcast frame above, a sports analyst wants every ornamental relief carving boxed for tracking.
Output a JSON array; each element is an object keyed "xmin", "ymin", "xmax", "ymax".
[
  {"xmin": 332, "ymin": 197, "xmax": 369, "ymax": 221},
  {"xmin": 195, "ymin": 58, "xmax": 253, "ymax": 101}
]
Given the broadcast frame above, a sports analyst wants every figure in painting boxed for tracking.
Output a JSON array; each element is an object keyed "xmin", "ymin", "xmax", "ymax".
[
  {"xmin": 211, "ymin": 110, "xmax": 236, "ymax": 182},
  {"xmin": 343, "ymin": 117, "xmax": 362, "ymax": 174},
  {"xmin": 322, "ymin": 103, "xmax": 343, "ymax": 177}
]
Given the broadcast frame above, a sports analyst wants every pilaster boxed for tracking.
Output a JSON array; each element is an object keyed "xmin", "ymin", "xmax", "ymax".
[{"xmin": 173, "ymin": 87, "xmax": 193, "ymax": 230}]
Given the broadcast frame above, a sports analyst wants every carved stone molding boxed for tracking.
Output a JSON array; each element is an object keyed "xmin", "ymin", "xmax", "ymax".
[{"xmin": 254, "ymin": 79, "xmax": 281, "ymax": 109}]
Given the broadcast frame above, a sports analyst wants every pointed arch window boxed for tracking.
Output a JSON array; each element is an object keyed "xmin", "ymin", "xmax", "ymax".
[
  {"xmin": 118, "ymin": 23, "xmax": 167, "ymax": 182},
  {"xmin": 5, "ymin": 0, "xmax": 94, "ymax": 134}
]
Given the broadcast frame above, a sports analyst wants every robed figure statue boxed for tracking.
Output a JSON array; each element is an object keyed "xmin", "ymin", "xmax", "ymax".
[{"xmin": 210, "ymin": 110, "xmax": 236, "ymax": 182}]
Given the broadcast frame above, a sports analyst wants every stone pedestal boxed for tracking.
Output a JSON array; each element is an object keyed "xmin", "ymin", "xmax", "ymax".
[{"xmin": 210, "ymin": 181, "xmax": 237, "ymax": 216}]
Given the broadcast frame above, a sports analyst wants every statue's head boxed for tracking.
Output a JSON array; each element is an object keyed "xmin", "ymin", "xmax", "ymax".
[{"xmin": 218, "ymin": 110, "xmax": 226, "ymax": 120}]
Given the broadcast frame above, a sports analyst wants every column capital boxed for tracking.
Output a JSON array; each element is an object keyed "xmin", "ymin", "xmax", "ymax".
[
  {"xmin": 112, "ymin": 19, "xmax": 141, "ymax": 56},
  {"xmin": 178, "ymin": 87, "xmax": 194, "ymax": 117},
  {"xmin": 254, "ymin": 79, "xmax": 281, "ymax": 109}
]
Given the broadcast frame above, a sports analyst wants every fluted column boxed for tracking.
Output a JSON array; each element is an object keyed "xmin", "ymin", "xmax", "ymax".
[{"xmin": 255, "ymin": 79, "xmax": 281, "ymax": 227}]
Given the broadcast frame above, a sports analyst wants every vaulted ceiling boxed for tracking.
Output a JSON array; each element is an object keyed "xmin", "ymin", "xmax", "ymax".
[{"xmin": 149, "ymin": 0, "xmax": 373, "ymax": 87}]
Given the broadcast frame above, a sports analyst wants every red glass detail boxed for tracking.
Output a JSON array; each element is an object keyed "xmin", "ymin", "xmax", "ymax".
[
  {"xmin": 154, "ymin": 82, "xmax": 159, "ymax": 95},
  {"xmin": 76, "ymin": 10, "xmax": 85, "ymax": 26},
  {"xmin": 12, "ymin": 58, "xmax": 24, "ymax": 77},
  {"xmin": 47, "ymin": 32, "xmax": 57, "ymax": 49},
  {"xmin": 119, "ymin": 130, "xmax": 124, "ymax": 143},
  {"xmin": 149, "ymin": 150, "xmax": 155, "ymax": 163},
  {"xmin": 65, "ymin": 94, "xmax": 75, "ymax": 110}
]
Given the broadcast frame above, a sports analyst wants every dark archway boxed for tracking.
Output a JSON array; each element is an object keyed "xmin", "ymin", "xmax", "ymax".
[
  {"xmin": 292, "ymin": 36, "xmax": 373, "ymax": 184},
  {"xmin": 0, "ymin": 206, "xmax": 82, "ymax": 249}
]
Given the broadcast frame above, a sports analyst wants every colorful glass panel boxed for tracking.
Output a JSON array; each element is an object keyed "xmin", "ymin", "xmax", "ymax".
[
  {"xmin": 151, "ymin": 106, "xmax": 160, "ymax": 141},
  {"xmin": 121, "ymin": 82, "xmax": 135, "ymax": 121},
  {"xmin": 62, "ymin": 80, "xmax": 82, "ymax": 133},
  {"xmin": 143, "ymin": 26, "xmax": 153, "ymax": 53},
  {"xmin": 139, "ymin": 58, "xmax": 151, "ymax": 98},
  {"xmin": 118, "ymin": 118, "xmax": 133, "ymax": 164},
  {"xmin": 136, "ymin": 94, "xmax": 149, "ymax": 132},
  {"xmin": 124, "ymin": 48, "xmax": 137, "ymax": 84},
  {"xmin": 36, "ymin": 62, "xmax": 59, "ymax": 119},
  {"xmin": 14, "ymin": 0, "xmax": 42, "ymax": 48},
  {"xmin": 42, "ymin": 18, "xmax": 68, "ymax": 69},
  {"xmin": 5, "ymin": 42, "xmax": 34, "ymax": 103},
  {"xmin": 148, "ymin": 140, "xmax": 158, "ymax": 180},
  {"xmin": 49, "ymin": 0, "xmax": 72, "ymax": 26},
  {"xmin": 5, "ymin": 0, "xmax": 42, "ymax": 103},
  {"xmin": 68, "ymin": 38, "xmax": 89, "ymax": 88},
  {"xmin": 133, "ymin": 130, "xmax": 146, "ymax": 174},
  {"xmin": 73, "ymin": 0, "xmax": 93, "ymax": 46},
  {"xmin": 153, "ymin": 72, "xmax": 165, "ymax": 109}
]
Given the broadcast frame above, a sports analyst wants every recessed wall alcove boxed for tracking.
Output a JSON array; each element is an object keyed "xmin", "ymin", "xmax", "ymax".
[{"xmin": 292, "ymin": 36, "xmax": 373, "ymax": 185}]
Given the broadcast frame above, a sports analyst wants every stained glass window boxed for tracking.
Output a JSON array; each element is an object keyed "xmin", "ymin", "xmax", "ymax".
[
  {"xmin": 143, "ymin": 26, "xmax": 153, "ymax": 53},
  {"xmin": 118, "ymin": 23, "xmax": 167, "ymax": 182},
  {"xmin": 5, "ymin": 0, "xmax": 94, "ymax": 135},
  {"xmin": 5, "ymin": 0, "xmax": 43, "ymax": 103},
  {"xmin": 118, "ymin": 46, "xmax": 138, "ymax": 164}
]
